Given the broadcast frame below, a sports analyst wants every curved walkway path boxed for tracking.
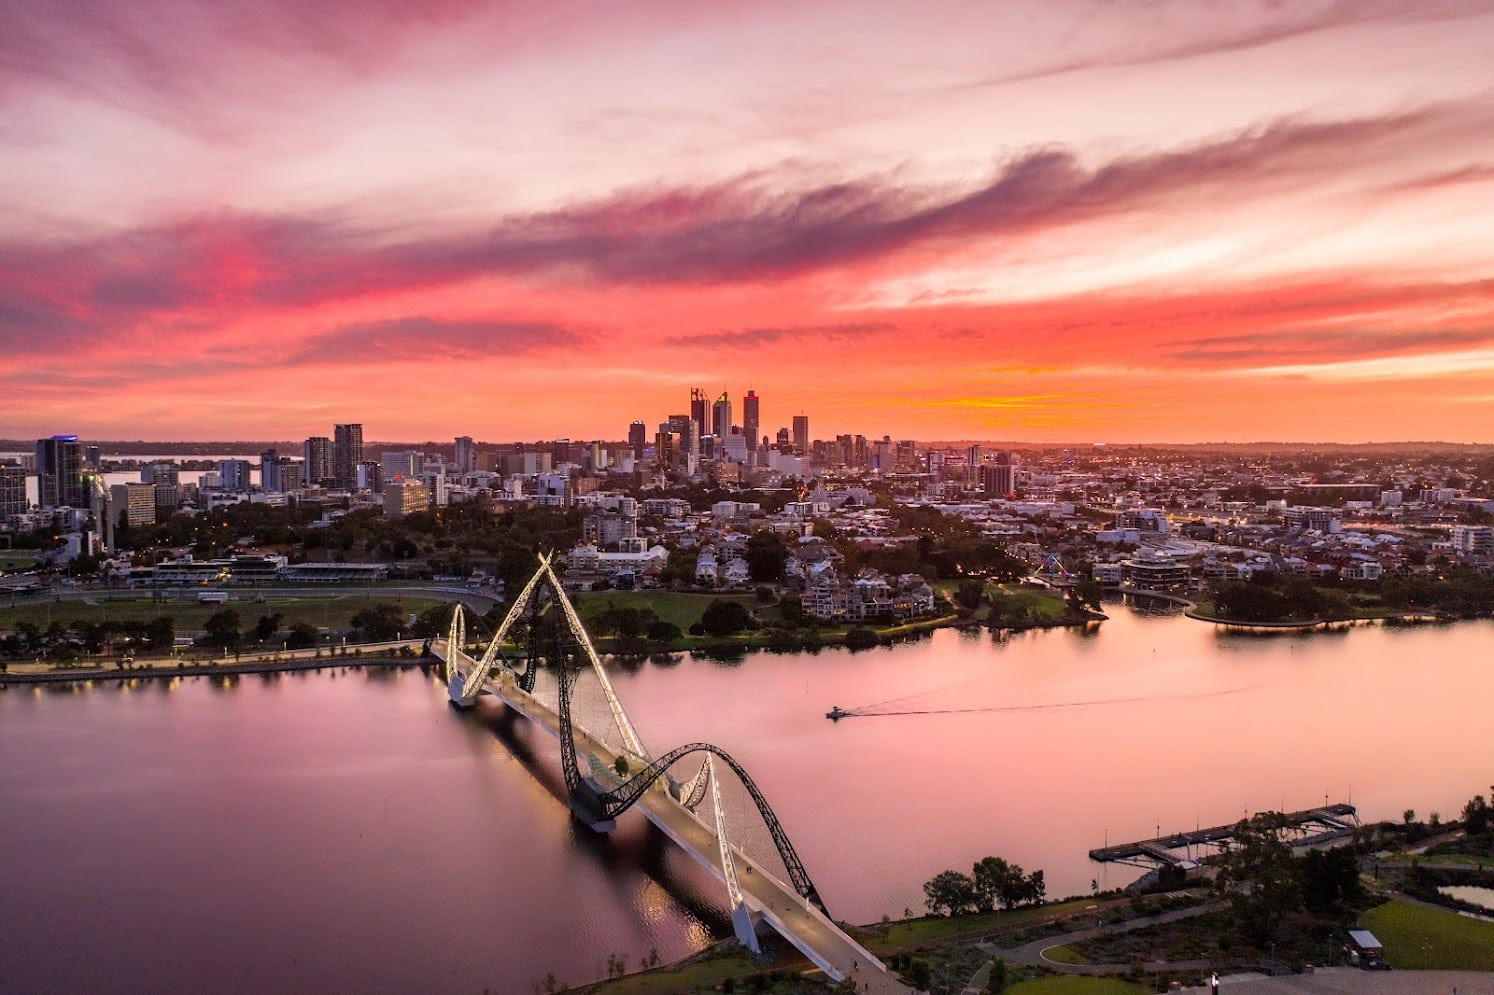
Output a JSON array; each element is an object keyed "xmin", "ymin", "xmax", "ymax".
[{"xmin": 999, "ymin": 899, "xmax": 1225, "ymax": 975}]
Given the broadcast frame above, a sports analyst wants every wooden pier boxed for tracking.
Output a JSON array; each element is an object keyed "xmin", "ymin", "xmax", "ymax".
[{"xmin": 1089, "ymin": 803, "xmax": 1359, "ymax": 869}]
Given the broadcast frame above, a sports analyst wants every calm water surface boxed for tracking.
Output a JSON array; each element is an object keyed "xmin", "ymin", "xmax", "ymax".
[{"xmin": 3, "ymin": 604, "xmax": 1491, "ymax": 991}]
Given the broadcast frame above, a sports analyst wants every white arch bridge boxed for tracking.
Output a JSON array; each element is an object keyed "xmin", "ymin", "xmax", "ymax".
[{"xmin": 431, "ymin": 554, "xmax": 906, "ymax": 990}]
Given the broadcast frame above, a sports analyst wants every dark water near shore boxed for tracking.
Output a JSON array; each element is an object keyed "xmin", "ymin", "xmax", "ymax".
[{"xmin": 2, "ymin": 606, "xmax": 1491, "ymax": 991}]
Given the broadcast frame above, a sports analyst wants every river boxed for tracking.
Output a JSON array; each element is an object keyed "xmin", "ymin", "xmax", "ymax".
[{"xmin": 2, "ymin": 603, "xmax": 1491, "ymax": 991}]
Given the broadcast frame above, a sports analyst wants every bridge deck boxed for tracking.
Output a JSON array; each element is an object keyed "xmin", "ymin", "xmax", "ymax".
[{"xmin": 435, "ymin": 644, "xmax": 908, "ymax": 992}]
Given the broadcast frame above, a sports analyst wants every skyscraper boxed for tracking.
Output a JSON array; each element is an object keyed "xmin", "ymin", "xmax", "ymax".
[
  {"xmin": 454, "ymin": 436, "xmax": 477, "ymax": 476},
  {"xmin": 690, "ymin": 388, "xmax": 708, "ymax": 445},
  {"xmin": 333, "ymin": 423, "xmax": 363, "ymax": 490},
  {"xmin": 303, "ymin": 436, "xmax": 332, "ymax": 486},
  {"xmin": 218, "ymin": 459, "xmax": 253, "ymax": 490},
  {"xmin": 712, "ymin": 392, "xmax": 732, "ymax": 438},
  {"xmin": 743, "ymin": 389, "xmax": 760, "ymax": 448},
  {"xmin": 791, "ymin": 415, "xmax": 809, "ymax": 455},
  {"xmin": 628, "ymin": 420, "xmax": 647, "ymax": 461},
  {"xmin": 0, "ymin": 464, "xmax": 26, "ymax": 518},
  {"xmin": 35, "ymin": 435, "xmax": 84, "ymax": 508}
]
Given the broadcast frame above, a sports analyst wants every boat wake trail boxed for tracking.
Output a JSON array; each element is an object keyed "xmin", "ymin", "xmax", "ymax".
[{"xmin": 838, "ymin": 684, "xmax": 1259, "ymax": 719}]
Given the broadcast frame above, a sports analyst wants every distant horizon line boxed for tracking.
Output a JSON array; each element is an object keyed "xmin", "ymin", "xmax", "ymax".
[{"xmin": 3, "ymin": 437, "xmax": 1490, "ymax": 452}]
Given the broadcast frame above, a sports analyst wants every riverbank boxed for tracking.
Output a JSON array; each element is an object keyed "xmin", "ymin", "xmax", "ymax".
[{"xmin": 0, "ymin": 643, "xmax": 426, "ymax": 686}]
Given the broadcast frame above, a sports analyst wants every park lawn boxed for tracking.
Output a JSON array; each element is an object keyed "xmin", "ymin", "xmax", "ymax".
[
  {"xmin": 571, "ymin": 591, "xmax": 758, "ymax": 631},
  {"xmin": 1359, "ymin": 899, "xmax": 1494, "ymax": 970},
  {"xmin": 1005, "ymin": 979, "xmax": 1150, "ymax": 995},
  {"xmin": 0, "ymin": 595, "xmax": 448, "ymax": 635},
  {"xmin": 583, "ymin": 947, "xmax": 810, "ymax": 994},
  {"xmin": 875, "ymin": 900, "xmax": 1094, "ymax": 949},
  {"xmin": 987, "ymin": 583, "xmax": 1070, "ymax": 622},
  {"xmin": 1041, "ymin": 944, "xmax": 1087, "ymax": 964}
]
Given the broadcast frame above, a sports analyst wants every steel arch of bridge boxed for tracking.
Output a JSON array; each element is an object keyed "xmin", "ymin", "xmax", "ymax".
[
  {"xmin": 590, "ymin": 738, "xmax": 828, "ymax": 915},
  {"xmin": 458, "ymin": 554, "xmax": 829, "ymax": 917}
]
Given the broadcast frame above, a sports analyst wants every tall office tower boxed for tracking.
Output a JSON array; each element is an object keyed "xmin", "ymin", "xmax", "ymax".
[
  {"xmin": 792, "ymin": 415, "xmax": 809, "ymax": 455},
  {"xmin": 381, "ymin": 450, "xmax": 421, "ymax": 480},
  {"xmin": 142, "ymin": 462, "xmax": 180, "ymax": 510},
  {"xmin": 218, "ymin": 459, "xmax": 252, "ymax": 490},
  {"xmin": 667, "ymin": 414, "xmax": 697, "ymax": 473},
  {"xmin": 260, "ymin": 449, "xmax": 280, "ymax": 491},
  {"xmin": 654, "ymin": 426, "xmax": 676, "ymax": 472},
  {"xmin": 453, "ymin": 436, "xmax": 477, "ymax": 476},
  {"xmin": 0, "ymin": 464, "xmax": 26, "ymax": 517},
  {"xmin": 303, "ymin": 436, "xmax": 332, "ymax": 486},
  {"xmin": 690, "ymin": 388, "xmax": 709, "ymax": 444},
  {"xmin": 628, "ymin": 420, "xmax": 647, "ymax": 461},
  {"xmin": 35, "ymin": 435, "xmax": 84, "ymax": 508},
  {"xmin": 552, "ymin": 439, "xmax": 575, "ymax": 466},
  {"xmin": 895, "ymin": 439, "xmax": 917, "ymax": 473},
  {"xmin": 982, "ymin": 451, "xmax": 1015, "ymax": 497},
  {"xmin": 742, "ymin": 389, "xmax": 760, "ymax": 448},
  {"xmin": 711, "ymin": 392, "xmax": 731, "ymax": 439},
  {"xmin": 360, "ymin": 460, "xmax": 384, "ymax": 493},
  {"xmin": 775, "ymin": 427, "xmax": 792, "ymax": 452},
  {"xmin": 333, "ymin": 423, "xmax": 363, "ymax": 489},
  {"xmin": 873, "ymin": 437, "xmax": 893, "ymax": 472},
  {"xmin": 85, "ymin": 445, "xmax": 101, "ymax": 470},
  {"xmin": 111, "ymin": 482, "xmax": 157, "ymax": 528}
]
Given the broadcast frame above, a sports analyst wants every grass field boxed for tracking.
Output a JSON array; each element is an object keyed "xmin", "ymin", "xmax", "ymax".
[
  {"xmin": 874, "ymin": 899, "xmax": 1095, "ymax": 949},
  {"xmin": 0, "ymin": 594, "xmax": 448, "ymax": 636},
  {"xmin": 1041, "ymin": 944, "xmax": 1088, "ymax": 964},
  {"xmin": 570, "ymin": 590, "xmax": 757, "ymax": 631},
  {"xmin": 1006, "ymin": 978, "xmax": 1150, "ymax": 995},
  {"xmin": 1359, "ymin": 899, "xmax": 1494, "ymax": 970}
]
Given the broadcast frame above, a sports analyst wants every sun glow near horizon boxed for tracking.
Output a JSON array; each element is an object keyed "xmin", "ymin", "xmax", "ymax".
[{"xmin": 2, "ymin": 1, "xmax": 1493, "ymax": 443}]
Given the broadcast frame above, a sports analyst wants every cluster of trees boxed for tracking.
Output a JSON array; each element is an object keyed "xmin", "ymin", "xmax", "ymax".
[
  {"xmin": 197, "ymin": 609, "xmax": 320, "ymax": 650},
  {"xmin": 922, "ymin": 856, "xmax": 1046, "ymax": 916},
  {"xmin": 587, "ymin": 603, "xmax": 682, "ymax": 644},
  {"xmin": 0, "ymin": 616, "xmax": 175, "ymax": 662},
  {"xmin": 1209, "ymin": 575, "xmax": 1328, "ymax": 623},
  {"xmin": 1212, "ymin": 813, "xmax": 1364, "ymax": 947},
  {"xmin": 1381, "ymin": 571, "xmax": 1494, "ymax": 616}
]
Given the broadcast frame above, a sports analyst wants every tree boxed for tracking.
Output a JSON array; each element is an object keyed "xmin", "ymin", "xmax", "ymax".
[
  {"xmin": 285, "ymin": 622, "xmax": 318, "ymax": 649},
  {"xmin": 1462, "ymin": 792, "xmax": 1490, "ymax": 836},
  {"xmin": 700, "ymin": 599, "xmax": 752, "ymax": 638},
  {"xmin": 844, "ymin": 627, "xmax": 880, "ymax": 651},
  {"xmin": 144, "ymin": 616, "xmax": 174, "ymax": 652},
  {"xmin": 202, "ymin": 609, "xmax": 241, "ymax": 649},
  {"xmin": 955, "ymin": 579, "xmax": 985, "ymax": 610},
  {"xmin": 1213, "ymin": 813, "xmax": 1303, "ymax": 946},
  {"xmin": 646, "ymin": 620, "xmax": 682, "ymax": 642},
  {"xmin": 253, "ymin": 612, "xmax": 283, "ymax": 642},
  {"xmin": 350, "ymin": 602, "xmax": 404, "ymax": 640},
  {"xmin": 1069, "ymin": 579, "xmax": 1104, "ymax": 613},
  {"xmin": 923, "ymin": 869, "xmax": 978, "ymax": 916},
  {"xmin": 744, "ymin": 530, "xmax": 788, "ymax": 583},
  {"xmin": 983, "ymin": 957, "xmax": 1008, "ymax": 994}
]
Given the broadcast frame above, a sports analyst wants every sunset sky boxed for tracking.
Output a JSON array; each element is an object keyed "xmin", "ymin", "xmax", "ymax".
[{"xmin": 4, "ymin": 0, "xmax": 1493, "ymax": 444}]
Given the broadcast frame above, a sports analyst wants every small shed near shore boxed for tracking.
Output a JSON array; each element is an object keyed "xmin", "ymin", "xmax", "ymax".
[{"xmin": 1346, "ymin": 928, "xmax": 1385, "ymax": 967}]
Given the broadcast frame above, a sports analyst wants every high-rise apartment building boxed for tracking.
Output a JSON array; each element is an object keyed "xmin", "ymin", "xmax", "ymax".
[
  {"xmin": 218, "ymin": 459, "xmax": 252, "ymax": 490},
  {"xmin": 982, "ymin": 451, "xmax": 1016, "ymax": 497},
  {"xmin": 711, "ymin": 392, "xmax": 732, "ymax": 439},
  {"xmin": 743, "ymin": 389, "xmax": 760, "ymax": 447},
  {"xmin": 110, "ymin": 482, "xmax": 157, "ymax": 528},
  {"xmin": 792, "ymin": 415, "xmax": 809, "ymax": 455},
  {"xmin": 333, "ymin": 423, "xmax": 363, "ymax": 490},
  {"xmin": 35, "ymin": 435, "xmax": 84, "ymax": 508},
  {"xmin": 0, "ymin": 464, "xmax": 26, "ymax": 518},
  {"xmin": 454, "ymin": 436, "xmax": 477, "ymax": 476},
  {"xmin": 303, "ymin": 436, "xmax": 332, "ymax": 486}
]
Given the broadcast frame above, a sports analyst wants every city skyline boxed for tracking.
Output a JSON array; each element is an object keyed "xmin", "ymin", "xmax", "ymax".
[{"xmin": 4, "ymin": 2, "xmax": 1494, "ymax": 444}]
